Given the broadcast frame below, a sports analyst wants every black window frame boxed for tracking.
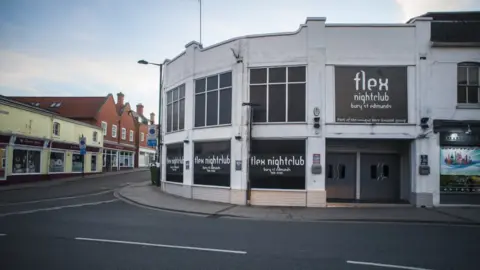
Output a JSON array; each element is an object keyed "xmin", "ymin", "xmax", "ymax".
[
  {"xmin": 194, "ymin": 71, "xmax": 233, "ymax": 128},
  {"xmin": 166, "ymin": 84, "xmax": 186, "ymax": 133},
  {"xmin": 457, "ymin": 62, "xmax": 480, "ymax": 105},
  {"xmin": 249, "ymin": 66, "xmax": 307, "ymax": 123}
]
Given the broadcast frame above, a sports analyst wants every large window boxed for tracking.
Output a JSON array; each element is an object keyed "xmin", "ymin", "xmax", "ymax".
[
  {"xmin": 458, "ymin": 62, "xmax": 479, "ymax": 104},
  {"xmin": 195, "ymin": 72, "xmax": 232, "ymax": 127},
  {"xmin": 250, "ymin": 66, "xmax": 306, "ymax": 123},
  {"xmin": 91, "ymin": 154, "xmax": 97, "ymax": 172},
  {"xmin": 193, "ymin": 141, "xmax": 231, "ymax": 187},
  {"xmin": 166, "ymin": 84, "xmax": 185, "ymax": 132},
  {"xmin": 49, "ymin": 151, "xmax": 65, "ymax": 172},
  {"xmin": 12, "ymin": 149, "xmax": 41, "ymax": 174},
  {"xmin": 119, "ymin": 151, "xmax": 133, "ymax": 167},
  {"xmin": 72, "ymin": 154, "xmax": 83, "ymax": 172},
  {"xmin": 166, "ymin": 144, "xmax": 184, "ymax": 183}
]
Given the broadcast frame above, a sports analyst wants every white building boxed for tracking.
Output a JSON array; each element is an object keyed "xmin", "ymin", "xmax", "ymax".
[{"xmin": 160, "ymin": 12, "xmax": 480, "ymax": 207}]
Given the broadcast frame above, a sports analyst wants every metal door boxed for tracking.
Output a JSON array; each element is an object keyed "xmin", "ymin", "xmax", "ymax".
[
  {"xmin": 360, "ymin": 154, "xmax": 400, "ymax": 202},
  {"xmin": 326, "ymin": 153, "xmax": 357, "ymax": 200}
]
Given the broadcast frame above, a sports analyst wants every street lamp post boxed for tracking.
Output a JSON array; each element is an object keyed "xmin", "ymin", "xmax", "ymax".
[{"xmin": 138, "ymin": 59, "xmax": 163, "ymax": 187}]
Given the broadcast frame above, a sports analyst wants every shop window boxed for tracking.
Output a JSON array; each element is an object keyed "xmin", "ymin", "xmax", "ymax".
[
  {"xmin": 194, "ymin": 72, "xmax": 232, "ymax": 127},
  {"xmin": 457, "ymin": 62, "xmax": 480, "ymax": 104},
  {"xmin": 140, "ymin": 132, "xmax": 145, "ymax": 142},
  {"xmin": 119, "ymin": 151, "xmax": 133, "ymax": 167},
  {"xmin": 91, "ymin": 154, "xmax": 97, "ymax": 172},
  {"xmin": 166, "ymin": 144, "xmax": 184, "ymax": 183},
  {"xmin": 193, "ymin": 141, "xmax": 231, "ymax": 187},
  {"xmin": 249, "ymin": 66, "xmax": 306, "ymax": 123},
  {"xmin": 129, "ymin": 130, "xmax": 134, "ymax": 142},
  {"xmin": 112, "ymin": 125, "xmax": 117, "ymax": 138},
  {"xmin": 101, "ymin": 122, "xmax": 107, "ymax": 136},
  {"xmin": 49, "ymin": 152, "xmax": 65, "ymax": 172},
  {"xmin": 250, "ymin": 140, "xmax": 306, "ymax": 189},
  {"xmin": 121, "ymin": 128, "xmax": 126, "ymax": 140},
  {"xmin": 167, "ymin": 84, "xmax": 186, "ymax": 132},
  {"xmin": 370, "ymin": 165, "xmax": 377, "ymax": 179},
  {"xmin": 72, "ymin": 154, "xmax": 83, "ymax": 172},
  {"xmin": 53, "ymin": 122, "xmax": 60, "ymax": 136},
  {"xmin": 12, "ymin": 149, "xmax": 41, "ymax": 174},
  {"xmin": 93, "ymin": 131, "xmax": 98, "ymax": 142}
]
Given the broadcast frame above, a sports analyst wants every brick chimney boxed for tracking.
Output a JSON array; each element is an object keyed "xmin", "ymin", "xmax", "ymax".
[
  {"xmin": 117, "ymin": 92, "xmax": 125, "ymax": 107},
  {"xmin": 136, "ymin": 103, "xmax": 144, "ymax": 116},
  {"xmin": 150, "ymin": 112, "xmax": 155, "ymax": 124}
]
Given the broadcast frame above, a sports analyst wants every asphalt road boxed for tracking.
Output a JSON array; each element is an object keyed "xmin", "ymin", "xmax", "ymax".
[{"xmin": 0, "ymin": 171, "xmax": 477, "ymax": 270}]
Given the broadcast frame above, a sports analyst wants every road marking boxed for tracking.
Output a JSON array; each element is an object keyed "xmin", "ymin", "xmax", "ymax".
[
  {"xmin": 75, "ymin": 237, "xmax": 247, "ymax": 255},
  {"xmin": 0, "ymin": 199, "xmax": 118, "ymax": 217},
  {"xmin": 0, "ymin": 233, "xmax": 6, "ymax": 236},
  {"xmin": 347, "ymin": 260, "xmax": 434, "ymax": 270},
  {"xmin": 0, "ymin": 190, "xmax": 113, "ymax": 206}
]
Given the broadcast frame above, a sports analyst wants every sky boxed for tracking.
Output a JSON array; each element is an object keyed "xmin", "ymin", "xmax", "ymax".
[{"xmin": 1, "ymin": 0, "xmax": 479, "ymax": 121}]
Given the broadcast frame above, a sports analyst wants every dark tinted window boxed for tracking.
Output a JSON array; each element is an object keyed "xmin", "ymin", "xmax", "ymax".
[
  {"xmin": 179, "ymin": 85, "xmax": 185, "ymax": 98},
  {"xmin": 195, "ymin": 78, "xmax": 206, "ymax": 93},
  {"xmin": 250, "ymin": 85, "xmax": 267, "ymax": 122},
  {"xmin": 219, "ymin": 88, "xmax": 232, "ymax": 124},
  {"xmin": 288, "ymin": 83, "xmax": 306, "ymax": 121},
  {"xmin": 172, "ymin": 102, "xmax": 178, "ymax": 131},
  {"xmin": 166, "ymin": 104, "xmax": 172, "ymax": 132},
  {"xmin": 339, "ymin": 164, "xmax": 346, "ymax": 179},
  {"xmin": 288, "ymin": 66, "xmax": 306, "ymax": 82},
  {"xmin": 268, "ymin": 84, "xmax": 286, "ymax": 122},
  {"xmin": 207, "ymin": 75, "xmax": 218, "ymax": 90},
  {"xmin": 193, "ymin": 141, "xmax": 231, "ymax": 187},
  {"xmin": 195, "ymin": 94, "xmax": 205, "ymax": 127},
  {"xmin": 250, "ymin": 68, "xmax": 267, "ymax": 84},
  {"xmin": 166, "ymin": 144, "xmax": 184, "ymax": 183},
  {"xmin": 220, "ymin": 72, "xmax": 232, "ymax": 88},
  {"xmin": 206, "ymin": 91, "xmax": 218, "ymax": 126},
  {"xmin": 179, "ymin": 99, "xmax": 185, "ymax": 130},
  {"xmin": 269, "ymin": 67, "xmax": 286, "ymax": 83}
]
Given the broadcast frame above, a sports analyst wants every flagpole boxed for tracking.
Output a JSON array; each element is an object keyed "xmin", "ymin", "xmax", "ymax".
[{"xmin": 199, "ymin": 0, "xmax": 202, "ymax": 44}]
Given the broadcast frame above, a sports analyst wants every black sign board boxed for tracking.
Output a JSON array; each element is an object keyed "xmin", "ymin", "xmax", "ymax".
[
  {"xmin": 51, "ymin": 141, "xmax": 100, "ymax": 152},
  {"xmin": 250, "ymin": 155, "xmax": 305, "ymax": 176},
  {"xmin": 439, "ymin": 132, "xmax": 480, "ymax": 147},
  {"xmin": 166, "ymin": 144, "xmax": 184, "ymax": 183},
  {"xmin": 335, "ymin": 66, "xmax": 408, "ymax": 124},
  {"xmin": 194, "ymin": 154, "xmax": 231, "ymax": 174},
  {"xmin": 193, "ymin": 141, "xmax": 231, "ymax": 187},
  {"xmin": 14, "ymin": 137, "xmax": 45, "ymax": 147},
  {"xmin": 235, "ymin": 160, "xmax": 242, "ymax": 171}
]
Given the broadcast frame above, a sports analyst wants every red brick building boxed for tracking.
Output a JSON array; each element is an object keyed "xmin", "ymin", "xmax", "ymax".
[{"xmin": 11, "ymin": 92, "xmax": 154, "ymax": 170}]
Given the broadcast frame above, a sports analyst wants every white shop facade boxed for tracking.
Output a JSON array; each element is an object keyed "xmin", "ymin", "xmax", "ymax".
[{"xmin": 160, "ymin": 15, "xmax": 479, "ymax": 207}]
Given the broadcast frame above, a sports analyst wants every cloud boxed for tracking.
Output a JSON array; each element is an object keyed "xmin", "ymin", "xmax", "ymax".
[
  {"xmin": 0, "ymin": 49, "xmax": 160, "ymax": 120},
  {"xmin": 395, "ymin": 0, "xmax": 479, "ymax": 21}
]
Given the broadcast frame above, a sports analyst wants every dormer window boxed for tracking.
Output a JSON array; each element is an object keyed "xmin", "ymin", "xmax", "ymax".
[{"xmin": 50, "ymin": 102, "xmax": 62, "ymax": 108}]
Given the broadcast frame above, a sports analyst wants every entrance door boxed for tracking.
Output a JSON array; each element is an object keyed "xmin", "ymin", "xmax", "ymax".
[
  {"xmin": 360, "ymin": 154, "xmax": 400, "ymax": 202},
  {"xmin": 326, "ymin": 153, "xmax": 357, "ymax": 201}
]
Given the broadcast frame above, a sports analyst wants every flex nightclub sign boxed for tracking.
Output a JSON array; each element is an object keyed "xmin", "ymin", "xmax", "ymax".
[
  {"xmin": 166, "ymin": 156, "xmax": 184, "ymax": 173},
  {"xmin": 194, "ymin": 154, "xmax": 231, "ymax": 174},
  {"xmin": 335, "ymin": 66, "xmax": 408, "ymax": 123},
  {"xmin": 250, "ymin": 155, "xmax": 305, "ymax": 176}
]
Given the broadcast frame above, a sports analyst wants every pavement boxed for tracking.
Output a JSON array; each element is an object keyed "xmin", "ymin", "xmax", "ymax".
[
  {"xmin": 117, "ymin": 181, "xmax": 480, "ymax": 225},
  {"xmin": 0, "ymin": 171, "xmax": 478, "ymax": 270}
]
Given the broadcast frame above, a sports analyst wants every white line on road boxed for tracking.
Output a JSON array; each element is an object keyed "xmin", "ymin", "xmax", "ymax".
[
  {"xmin": 75, "ymin": 237, "xmax": 247, "ymax": 255},
  {"xmin": 347, "ymin": 260, "xmax": 434, "ymax": 270},
  {"xmin": 0, "ymin": 190, "xmax": 113, "ymax": 206},
  {"xmin": 0, "ymin": 233, "xmax": 6, "ymax": 236},
  {"xmin": 0, "ymin": 199, "xmax": 118, "ymax": 217}
]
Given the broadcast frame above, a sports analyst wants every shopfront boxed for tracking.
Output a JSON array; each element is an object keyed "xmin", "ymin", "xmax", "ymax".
[
  {"xmin": 8, "ymin": 136, "xmax": 48, "ymax": 183},
  {"xmin": 438, "ymin": 130, "xmax": 480, "ymax": 205},
  {"xmin": 166, "ymin": 143, "xmax": 183, "ymax": 183},
  {"xmin": 103, "ymin": 142, "xmax": 135, "ymax": 171},
  {"xmin": 50, "ymin": 141, "xmax": 102, "ymax": 176}
]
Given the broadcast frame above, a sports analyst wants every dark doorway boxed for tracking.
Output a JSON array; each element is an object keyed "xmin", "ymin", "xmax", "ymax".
[
  {"xmin": 360, "ymin": 154, "xmax": 401, "ymax": 202},
  {"xmin": 326, "ymin": 153, "xmax": 357, "ymax": 201}
]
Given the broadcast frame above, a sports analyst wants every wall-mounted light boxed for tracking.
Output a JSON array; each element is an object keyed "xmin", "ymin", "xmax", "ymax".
[
  {"xmin": 420, "ymin": 117, "xmax": 429, "ymax": 129},
  {"xmin": 183, "ymin": 136, "xmax": 190, "ymax": 144}
]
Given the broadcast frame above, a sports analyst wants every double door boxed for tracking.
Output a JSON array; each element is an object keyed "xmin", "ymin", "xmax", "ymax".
[{"xmin": 326, "ymin": 153, "xmax": 400, "ymax": 202}]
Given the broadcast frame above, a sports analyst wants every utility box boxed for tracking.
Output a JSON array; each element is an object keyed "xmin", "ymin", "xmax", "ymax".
[{"xmin": 311, "ymin": 164, "xmax": 322, "ymax": 175}]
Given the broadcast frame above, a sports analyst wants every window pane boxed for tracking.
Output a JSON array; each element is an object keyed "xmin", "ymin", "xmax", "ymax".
[
  {"xmin": 49, "ymin": 152, "xmax": 65, "ymax": 172},
  {"xmin": 219, "ymin": 88, "xmax": 232, "ymax": 124},
  {"xmin": 172, "ymin": 101, "xmax": 179, "ymax": 131},
  {"xmin": 383, "ymin": 165, "xmax": 389, "ymax": 178},
  {"xmin": 268, "ymin": 84, "xmax": 286, "ymax": 122},
  {"xmin": 458, "ymin": 67, "xmax": 467, "ymax": 85},
  {"xmin": 179, "ymin": 99, "xmax": 185, "ymax": 130},
  {"xmin": 195, "ymin": 94, "xmax": 206, "ymax": 127},
  {"xmin": 339, "ymin": 164, "xmax": 346, "ymax": 179},
  {"xmin": 167, "ymin": 104, "xmax": 172, "ymax": 132},
  {"xmin": 195, "ymin": 79, "xmax": 206, "ymax": 93},
  {"xmin": 12, "ymin": 149, "xmax": 27, "ymax": 173},
  {"xmin": 250, "ymin": 68, "xmax": 267, "ymax": 84},
  {"xmin": 206, "ymin": 91, "xmax": 219, "ymax": 126},
  {"xmin": 288, "ymin": 66, "xmax": 306, "ymax": 82},
  {"xmin": 250, "ymin": 85, "xmax": 267, "ymax": 122},
  {"xmin": 167, "ymin": 91, "xmax": 173, "ymax": 103},
  {"xmin": 72, "ymin": 154, "xmax": 83, "ymax": 172},
  {"xmin": 327, "ymin": 164, "xmax": 333, "ymax": 178},
  {"xmin": 220, "ymin": 72, "xmax": 232, "ymax": 88},
  {"xmin": 467, "ymin": 87, "xmax": 479, "ymax": 103},
  {"xmin": 269, "ymin": 67, "xmax": 286, "ymax": 83},
  {"xmin": 288, "ymin": 83, "xmax": 306, "ymax": 122},
  {"xmin": 207, "ymin": 75, "xmax": 218, "ymax": 90},
  {"xmin": 370, "ymin": 165, "xmax": 377, "ymax": 179},
  {"xmin": 468, "ymin": 67, "xmax": 479, "ymax": 85},
  {"xmin": 179, "ymin": 84, "xmax": 185, "ymax": 98},
  {"xmin": 173, "ymin": 88, "xmax": 179, "ymax": 101},
  {"xmin": 91, "ymin": 155, "xmax": 97, "ymax": 172},
  {"xmin": 457, "ymin": 86, "xmax": 467, "ymax": 103}
]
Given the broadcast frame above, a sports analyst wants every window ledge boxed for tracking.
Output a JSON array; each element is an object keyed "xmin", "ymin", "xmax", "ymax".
[
  {"xmin": 192, "ymin": 124, "xmax": 231, "ymax": 130},
  {"xmin": 456, "ymin": 104, "xmax": 480, "ymax": 109},
  {"xmin": 253, "ymin": 122, "xmax": 306, "ymax": 125}
]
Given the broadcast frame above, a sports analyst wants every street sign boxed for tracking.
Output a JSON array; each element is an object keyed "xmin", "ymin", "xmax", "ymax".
[
  {"xmin": 79, "ymin": 136, "xmax": 87, "ymax": 155},
  {"xmin": 147, "ymin": 125, "xmax": 157, "ymax": 147}
]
